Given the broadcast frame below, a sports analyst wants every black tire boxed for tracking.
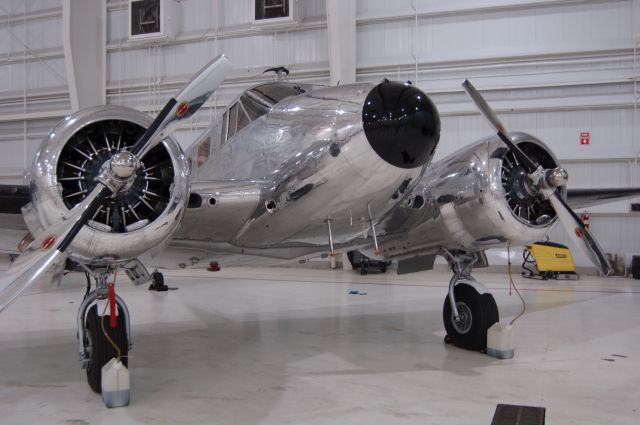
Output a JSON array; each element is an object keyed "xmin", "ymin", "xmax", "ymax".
[
  {"xmin": 85, "ymin": 304, "xmax": 129, "ymax": 393},
  {"xmin": 544, "ymin": 270, "xmax": 555, "ymax": 280},
  {"xmin": 443, "ymin": 283, "xmax": 499, "ymax": 352},
  {"xmin": 152, "ymin": 271, "xmax": 164, "ymax": 286}
]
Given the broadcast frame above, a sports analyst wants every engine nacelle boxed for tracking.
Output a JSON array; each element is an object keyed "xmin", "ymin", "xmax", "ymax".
[
  {"xmin": 380, "ymin": 132, "xmax": 564, "ymax": 258},
  {"xmin": 24, "ymin": 105, "xmax": 189, "ymax": 265}
]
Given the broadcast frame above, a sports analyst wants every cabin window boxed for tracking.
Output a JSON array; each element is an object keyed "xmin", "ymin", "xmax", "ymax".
[{"xmin": 196, "ymin": 137, "xmax": 211, "ymax": 167}]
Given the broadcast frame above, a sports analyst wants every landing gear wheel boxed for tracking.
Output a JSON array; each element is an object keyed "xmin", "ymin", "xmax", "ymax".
[
  {"xmin": 85, "ymin": 305, "xmax": 129, "ymax": 393},
  {"xmin": 443, "ymin": 283, "xmax": 499, "ymax": 352}
]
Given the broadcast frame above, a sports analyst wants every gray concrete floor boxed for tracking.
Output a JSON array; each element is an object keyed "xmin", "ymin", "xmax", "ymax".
[{"xmin": 1, "ymin": 264, "xmax": 639, "ymax": 425}]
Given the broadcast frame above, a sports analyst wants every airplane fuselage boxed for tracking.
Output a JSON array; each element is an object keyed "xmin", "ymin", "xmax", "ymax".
[{"xmin": 177, "ymin": 82, "xmax": 429, "ymax": 252}]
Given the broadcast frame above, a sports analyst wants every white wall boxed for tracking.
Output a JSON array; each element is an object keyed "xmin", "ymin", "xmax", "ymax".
[{"xmin": 0, "ymin": 0, "xmax": 638, "ymax": 268}]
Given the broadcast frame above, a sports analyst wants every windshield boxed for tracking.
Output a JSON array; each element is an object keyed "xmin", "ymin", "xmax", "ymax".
[
  {"xmin": 192, "ymin": 82, "xmax": 317, "ymax": 169},
  {"xmin": 220, "ymin": 82, "xmax": 310, "ymax": 144}
]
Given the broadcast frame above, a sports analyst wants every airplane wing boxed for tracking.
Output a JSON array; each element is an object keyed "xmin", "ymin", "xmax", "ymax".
[
  {"xmin": 566, "ymin": 187, "xmax": 640, "ymax": 209},
  {"xmin": 0, "ymin": 185, "xmax": 30, "ymax": 254},
  {"xmin": 0, "ymin": 185, "xmax": 29, "ymax": 214}
]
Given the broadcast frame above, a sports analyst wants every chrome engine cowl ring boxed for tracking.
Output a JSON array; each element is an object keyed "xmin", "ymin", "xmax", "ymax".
[{"xmin": 28, "ymin": 105, "xmax": 190, "ymax": 265}]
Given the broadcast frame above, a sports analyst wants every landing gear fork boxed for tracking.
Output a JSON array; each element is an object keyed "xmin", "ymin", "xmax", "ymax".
[
  {"xmin": 442, "ymin": 249, "xmax": 477, "ymax": 322},
  {"xmin": 77, "ymin": 268, "xmax": 132, "ymax": 370},
  {"xmin": 441, "ymin": 249, "xmax": 499, "ymax": 352}
]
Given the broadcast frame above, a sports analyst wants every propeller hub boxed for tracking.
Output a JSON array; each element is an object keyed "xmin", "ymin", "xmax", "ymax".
[
  {"xmin": 545, "ymin": 167, "xmax": 568, "ymax": 188},
  {"xmin": 109, "ymin": 151, "xmax": 140, "ymax": 179},
  {"xmin": 96, "ymin": 151, "xmax": 142, "ymax": 194}
]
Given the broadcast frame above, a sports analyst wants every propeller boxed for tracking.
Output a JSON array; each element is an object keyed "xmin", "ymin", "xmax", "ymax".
[
  {"xmin": 0, "ymin": 54, "xmax": 232, "ymax": 312},
  {"xmin": 462, "ymin": 79, "xmax": 612, "ymax": 276}
]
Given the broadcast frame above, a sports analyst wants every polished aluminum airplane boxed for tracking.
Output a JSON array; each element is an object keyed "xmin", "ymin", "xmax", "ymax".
[{"xmin": 0, "ymin": 54, "xmax": 637, "ymax": 393}]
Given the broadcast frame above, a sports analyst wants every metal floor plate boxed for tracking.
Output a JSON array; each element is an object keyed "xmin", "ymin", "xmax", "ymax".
[{"xmin": 491, "ymin": 404, "xmax": 546, "ymax": 425}]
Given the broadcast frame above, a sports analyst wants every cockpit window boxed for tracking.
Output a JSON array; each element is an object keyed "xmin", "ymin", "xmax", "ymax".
[
  {"xmin": 241, "ymin": 91, "xmax": 272, "ymax": 121},
  {"xmin": 227, "ymin": 103, "xmax": 239, "ymax": 139},
  {"xmin": 221, "ymin": 83, "xmax": 309, "ymax": 145},
  {"xmin": 249, "ymin": 83, "xmax": 307, "ymax": 105}
]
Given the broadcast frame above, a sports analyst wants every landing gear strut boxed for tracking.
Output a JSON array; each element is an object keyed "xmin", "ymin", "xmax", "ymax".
[
  {"xmin": 77, "ymin": 268, "xmax": 131, "ymax": 392},
  {"xmin": 441, "ymin": 250, "xmax": 499, "ymax": 352}
]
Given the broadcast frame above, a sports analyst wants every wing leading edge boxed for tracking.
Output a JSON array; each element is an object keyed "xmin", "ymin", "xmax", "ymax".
[{"xmin": 566, "ymin": 187, "xmax": 640, "ymax": 209}]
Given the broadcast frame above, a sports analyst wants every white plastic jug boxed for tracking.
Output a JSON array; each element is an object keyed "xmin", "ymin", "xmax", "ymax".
[
  {"xmin": 486, "ymin": 322, "xmax": 514, "ymax": 359},
  {"xmin": 101, "ymin": 358, "xmax": 130, "ymax": 407}
]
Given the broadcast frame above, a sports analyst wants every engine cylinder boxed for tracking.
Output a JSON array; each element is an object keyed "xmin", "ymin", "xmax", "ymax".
[{"xmin": 27, "ymin": 105, "xmax": 189, "ymax": 265}]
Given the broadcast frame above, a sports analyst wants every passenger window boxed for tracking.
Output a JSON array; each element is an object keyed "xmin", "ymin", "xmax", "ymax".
[{"xmin": 196, "ymin": 137, "xmax": 211, "ymax": 167}]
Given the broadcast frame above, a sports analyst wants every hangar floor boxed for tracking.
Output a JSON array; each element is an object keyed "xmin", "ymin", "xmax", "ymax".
[{"xmin": 0, "ymin": 264, "xmax": 639, "ymax": 425}]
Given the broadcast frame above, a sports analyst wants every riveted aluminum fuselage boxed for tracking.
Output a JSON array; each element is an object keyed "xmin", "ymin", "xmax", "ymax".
[{"xmin": 179, "ymin": 83, "xmax": 425, "ymax": 248}]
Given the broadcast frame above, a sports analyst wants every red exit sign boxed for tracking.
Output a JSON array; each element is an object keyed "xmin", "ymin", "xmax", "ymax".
[{"xmin": 580, "ymin": 132, "xmax": 590, "ymax": 145}]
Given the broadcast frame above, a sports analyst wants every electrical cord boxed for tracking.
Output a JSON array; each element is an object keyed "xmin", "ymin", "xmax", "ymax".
[
  {"xmin": 100, "ymin": 268, "xmax": 122, "ymax": 361},
  {"xmin": 507, "ymin": 241, "xmax": 526, "ymax": 326}
]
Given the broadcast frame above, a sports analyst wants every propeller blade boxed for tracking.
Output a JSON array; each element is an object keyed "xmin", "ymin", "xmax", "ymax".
[
  {"xmin": 549, "ymin": 193, "xmax": 612, "ymax": 276},
  {"xmin": 131, "ymin": 54, "xmax": 232, "ymax": 158},
  {"xmin": 0, "ymin": 54, "xmax": 233, "ymax": 312},
  {"xmin": 462, "ymin": 79, "xmax": 538, "ymax": 173},
  {"xmin": 0, "ymin": 186, "xmax": 106, "ymax": 312},
  {"xmin": 462, "ymin": 79, "xmax": 612, "ymax": 276},
  {"xmin": 0, "ymin": 237, "xmax": 66, "ymax": 312}
]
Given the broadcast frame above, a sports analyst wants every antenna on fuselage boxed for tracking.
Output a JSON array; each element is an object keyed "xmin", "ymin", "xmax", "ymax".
[{"xmin": 263, "ymin": 66, "xmax": 290, "ymax": 81}]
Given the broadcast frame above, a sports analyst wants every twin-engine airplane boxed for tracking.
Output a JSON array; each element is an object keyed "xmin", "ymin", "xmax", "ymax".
[{"xmin": 0, "ymin": 54, "xmax": 638, "ymax": 393}]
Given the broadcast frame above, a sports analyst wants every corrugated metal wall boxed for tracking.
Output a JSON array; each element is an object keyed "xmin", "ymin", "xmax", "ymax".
[{"xmin": 1, "ymin": 0, "xmax": 638, "ymax": 266}]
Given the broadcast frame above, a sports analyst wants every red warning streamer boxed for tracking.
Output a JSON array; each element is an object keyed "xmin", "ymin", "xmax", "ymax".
[{"xmin": 108, "ymin": 282, "xmax": 117, "ymax": 328}]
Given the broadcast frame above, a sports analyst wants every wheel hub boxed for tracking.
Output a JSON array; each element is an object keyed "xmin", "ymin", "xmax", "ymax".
[{"xmin": 452, "ymin": 302, "xmax": 473, "ymax": 334}]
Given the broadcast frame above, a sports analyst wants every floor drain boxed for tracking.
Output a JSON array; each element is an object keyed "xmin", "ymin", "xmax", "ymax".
[{"xmin": 491, "ymin": 404, "xmax": 545, "ymax": 425}]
